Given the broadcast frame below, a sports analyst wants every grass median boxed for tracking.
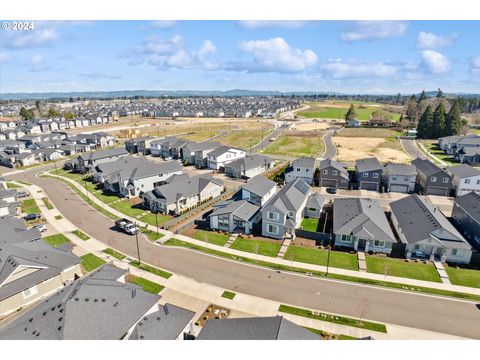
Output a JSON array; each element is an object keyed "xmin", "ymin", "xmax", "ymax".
[
  {"xmin": 41, "ymin": 197, "xmax": 54, "ymax": 210},
  {"xmin": 129, "ymin": 260, "xmax": 173, "ymax": 279},
  {"xmin": 103, "ymin": 247, "xmax": 126, "ymax": 260},
  {"xmin": 126, "ymin": 275, "xmax": 164, "ymax": 294},
  {"xmin": 72, "ymin": 229, "xmax": 90, "ymax": 241}
]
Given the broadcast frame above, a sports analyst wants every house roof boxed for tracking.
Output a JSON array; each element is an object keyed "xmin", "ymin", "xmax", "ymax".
[
  {"xmin": 306, "ymin": 193, "xmax": 326, "ymax": 210},
  {"xmin": 210, "ymin": 199, "xmax": 260, "ymax": 222},
  {"xmin": 333, "ymin": 198, "xmax": 396, "ymax": 242},
  {"xmin": 411, "ymin": 158, "xmax": 446, "ymax": 177},
  {"xmin": 446, "ymin": 164, "xmax": 480, "ymax": 179},
  {"xmin": 291, "ymin": 157, "xmax": 316, "ymax": 169},
  {"xmin": 0, "ymin": 265, "xmax": 160, "ymax": 340},
  {"xmin": 184, "ymin": 141, "xmax": 221, "ymax": 152},
  {"xmin": 355, "ymin": 157, "xmax": 383, "ymax": 172},
  {"xmin": 129, "ymin": 304, "xmax": 195, "ymax": 340},
  {"xmin": 225, "ymin": 155, "xmax": 273, "ymax": 173},
  {"xmin": 80, "ymin": 147, "xmax": 128, "ymax": 162},
  {"xmin": 454, "ymin": 192, "xmax": 480, "ymax": 224},
  {"xmin": 262, "ymin": 178, "xmax": 311, "ymax": 217},
  {"xmin": 460, "ymin": 147, "xmax": 480, "ymax": 156},
  {"xmin": 241, "ymin": 175, "xmax": 277, "ymax": 198},
  {"xmin": 208, "ymin": 145, "xmax": 242, "ymax": 157},
  {"xmin": 0, "ymin": 217, "xmax": 41, "ymax": 246},
  {"xmin": 390, "ymin": 194, "xmax": 470, "ymax": 249},
  {"xmin": 196, "ymin": 316, "xmax": 319, "ymax": 340},
  {"xmin": 385, "ymin": 163, "xmax": 417, "ymax": 176}
]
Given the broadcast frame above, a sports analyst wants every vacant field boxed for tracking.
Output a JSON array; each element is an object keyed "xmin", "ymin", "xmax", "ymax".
[
  {"xmin": 181, "ymin": 131, "xmax": 219, "ymax": 142},
  {"xmin": 299, "ymin": 102, "xmax": 401, "ymax": 121},
  {"xmin": 262, "ymin": 132, "xmax": 325, "ymax": 158},
  {"xmin": 334, "ymin": 129, "xmax": 409, "ymax": 163},
  {"xmin": 366, "ymin": 256, "xmax": 441, "ymax": 282},
  {"xmin": 293, "ymin": 122, "xmax": 336, "ymax": 131},
  {"xmin": 219, "ymin": 129, "xmax": 272, "ymax": 149}
]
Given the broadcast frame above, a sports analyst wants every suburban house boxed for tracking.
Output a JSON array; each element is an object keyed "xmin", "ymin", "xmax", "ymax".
[
  {"xmin": 383, "ymin": 163, "xmax": 417, "ymax": 193},
  {"xmin": 284, "ymin": 157, "xmax": 316, "ymax": 185},
  {"xmin": 142, "ymin": 174, "xmax": 224, "ymax": 215},
  {"xmin": 0, "ymin": 217, "xmax": 81, "ymax": 317},
  {"xmin": 0, "ymin": 188, "xmax": 19, "ymax": 217},
  {"xmin": 0, "ymin": 265, "xmax": 165, "ymax": 340},
  {"xmin": 239, "ymin": 175, "xmax": 277, "ymax": 207},
  {"xmin": 224, "ymin": 154, "xmax": 275, "ymax": 179},
  {"xmin": 446, "ymin": 164, "xmax": 480, "ymax": 196},
  {"xmin": 355, "ymin": 158, "xmax": 383, "ymax": 191},
  {"xmin": 347, "ymin": 119, "xmax": 362, "ymax": 128},
  {"xmin": 150, "ymin": 138, "xmax": 171, "ymax": 157},
  {"xmin": 207, "ymin": 146, "xmax": 246, "ymax": 170},
  {"xmin": 209, "ymin": 199, "xmax": 261, "ymax": 234},
  {"xmin": 94, "ymin": 157, "xmax": 183, "ymax": 197},
  {"xmin": 181, "ymin": 141, "xmax": 220, "ymax": 165},
  {"xmin": 317, "ymin": 158, "xmax": 349, "ymax": 189},
  {"xmin": 411, "ymin": 158, "xmax": 452, "ymax": 196},
  {"xmin": 390, "ymin": 194, "xmax": 472, "ymax": 263},
  {"xmin": 261, "ymin": 178, "xmax": 312, "ymax": 240},
  {"xmin": 457, "ymin": 147, "xmax": 480, "ymax": 165},
  {"xmin": 196, "ymin": 316, "xmax": 319, "ymax": 340},
  {"xmin": 451, "ymin": 192, "xmax": 480, "ymax": 250},
  {"xmin": 124, "ymin": 136, "xmax": 155, "ymax": 154},
  {"xmin": 333, "ymin": 198, "xmax": 396, "ymax": 254},
  {"xmin": 159, "ymin": 137, "xmax": 191, "ymax": 159},
  {"xmin": 194, "ymin": 144, "xmax": 222, "ymax": 168},
  {"xmin": 76, "ymin": 147, "xmax": 129, "ymax": 173}
]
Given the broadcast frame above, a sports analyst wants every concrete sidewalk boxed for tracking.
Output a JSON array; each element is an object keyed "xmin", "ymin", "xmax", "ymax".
[
  {"xmin": 13, "ymin": 180, "xmax": 470, "ymax": 340},
  {"xmin": 36, "ymin": 173, "xmax": 480, "ymax": 296}
]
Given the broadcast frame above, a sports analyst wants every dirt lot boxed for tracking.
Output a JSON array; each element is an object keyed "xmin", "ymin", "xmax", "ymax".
[
  {"xmin": 334, "ymin": 136, "xmax": 411, "ymax": 163},
  {"xmin": 292, "ymin": 121, "xmax": 337, "ymax": 131}
]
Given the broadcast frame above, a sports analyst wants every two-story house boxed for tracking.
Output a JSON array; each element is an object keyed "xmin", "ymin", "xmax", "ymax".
[
  {"xmin": 239, "ymin": 175, "xmax": 277, "ymax": 207},
  {"xmin": 451, "ymin": 192, "xmax": 480, "ymax": 251},
  {"xmin": 355, "ymin": 157, "xmax": 383, "ymax": 191},
  {"xmin": 284, "ymin": 157, "xmax": 316, "ymax": 185},
  {"xmin": 411, "ymin": 158, "xmax": 452, "ymax": 196},
  {"xmin": 383, "ymin": 163, "xmax": 417, "ymax": 193},
  {"xmin": 224, "ymin": 155, "xmax": 275, "ymax": 179},
  {"xmin": 76, "ymin": 147, "xmax": 129, "ymax": 174},
  {"xmin": 182, "ymin": 141, "xmax": 221, "ymax": 165},
  {"xmin": 207, "ymin": 146, "xmax": 245, "ymax": 170},
  {"xmin": 317, "ymin": 158, "xmax": 349, "ymax": 189},
  {"xmin": 446, "ymin": 164, "xmax": 480, "ymax": 196}
]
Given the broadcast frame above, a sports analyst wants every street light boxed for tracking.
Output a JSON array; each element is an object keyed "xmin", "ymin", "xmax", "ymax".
[
  {"xmin": 325, "ymin": 232, "xmax": 333, "ymax": 277},
  {"xmin": 135, "ymin": 221, "xmax": 141, "ymax": 265},
  {"xmin": 155, "ymin": 211, "xmax": 159, "ymax": 235}
]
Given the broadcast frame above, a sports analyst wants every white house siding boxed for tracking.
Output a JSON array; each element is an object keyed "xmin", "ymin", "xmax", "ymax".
[
  {"xmin": 119, "ymin": 170, "xmax": 183, "ymax": 197},
  {"xmin": 454, "ymin": 175, "xmax": 480, "ymax": 196}
]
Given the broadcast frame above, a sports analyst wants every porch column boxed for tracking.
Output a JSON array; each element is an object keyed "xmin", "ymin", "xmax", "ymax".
[
  {"xmin": 353, "ymin": 239, "xmax": 358, "ymax": 251},
  {"xmin": 364, "ymin": 241, "xmax": 370, "ymax": 253},
  {"xmin": 429, "ymin": 247, "xmax": 436, "ymax": 261}
]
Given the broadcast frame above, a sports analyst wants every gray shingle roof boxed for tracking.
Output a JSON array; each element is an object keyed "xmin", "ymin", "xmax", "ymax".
[
  {"xmin": 0, "ymin": 265, "xmax": 160, "ymax": 340},
  {"xmin": 196, "ymin": 316, "xmax": 319, "ymax": 340},
  {"xmin": 225, "ymin": 155, "xmax": 273, "ymax": 172},
  {"xmin": 292, "ymin": 157, "xmax": 316, "ymax": 169},
  {"xmin": 0, "ymin": 217, "xmax": 41, "ymax": 246},
  {"xmin": 262, "ymin": 178, "xmax": 311, "ymax": 215},
  {"xmin": 129, "ymin": 303, "xmax": 195, "ymax": 340},
  {"xmin": 454, "ymin": 192, "xmax": 480, "ymax": 224},
  {"xmin": 411, "ymin": 158, "xmax": 445, "ymax": 177},
  {"xmin": 385, "ymin": 163, "xmax": 417, "ymax": 176},
  {"xmin": 319, "ymin": 158, "xmax": 348, "ymax": 175},
  {"xmin": 305, "ymin": 193, "xmax": 325, "ymax": 210},
  {"xmin": 210, "ymin": 200, "xmax": 260, "ymax": 222},
  {"xmin": 333, "ymin": 198, "xmax": 395, "ymax": 242},
  {"xmin": 446, "ymin": 164, "xmax": 480, "ymax": 178},
  {"xmin": 241, "ymin": 175, "xmax": 277, "ymax": 198},
  {"xmin": 80, "ymin": 147, "xmax": 128, "ymax": 162},
  {"xmin": 390, "ymin": 194, "xmax": 470, "ymax": 248},
  {"xmin": 208, "ymin": 145, "xmax": 243, "ymax": 157},
  {"xmin": 355, "ymin": 157, "xmax": 383, "ymax": 172}
]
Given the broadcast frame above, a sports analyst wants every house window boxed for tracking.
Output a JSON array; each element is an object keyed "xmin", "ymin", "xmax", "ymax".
[
  {"xmin": 431, "ymin": 177, "xmax": 437, "ymax": 182},
  {"xmin": 308, "ymin": 208, "xmax": 317, "ymax": 212},
  {"xmin": 452, "ymin": 249, "xmax": 461, "ymax": 256},
  {"xmin": 392, "ymin": 176, "xmax": 397, "ymax": 181},
  {"xmin": 363, "ymin": 173, "xmax": 368, "ymax": 178},
  {"xmin": 22, "ymin": 285, "xmax": 38, "ymax": 299},
  {"xmin": 287, "ymin": 211, "xmax": 294, "ymax": 218},
  {"xmin": 332, "ymin": 170, "xmax": 338, "ymax": 176},
  {"xmin": 296, "ymin": 168, "xmax": 300, "ymax": 172},
  {"xmin": 267, "ymin": 211, "xmax": 279, "ymax": 221},
  {"xmin": 404, "ymin": 176, "xmax": 409, "ymax": 181},
  {"xmin": 373, "ymin": 173, "xmax": 379, "ymax": 179},
  {"xmin": 414, "ymin": 244, "xmax": 421, "ymax": 250},
  {"xmin": 373, "ymin": 240, "xmax": 385, "ymax": 247},
  {"xmin": 477, "ymin": 180, "xmax": 480, "ymax": 185},
  {"xmin": 341, "ymin": 234, "xmax": 352, "ymax": 242},
  {"xmin": 306, "ymin": 169, "xmax": 310, "ymax": 173},
  {"xmin": 464, "ymin": 179, "xmax": 471, "ymax": 184},
  {"xmin": 442, "ymin": 177, "xmax": 449, "ymax": 184},
  {"xmin": 267, "ymin": 224, "xmax": 278, "ymax": 234},
  {"xmin": 322, "ymin": 169, "xmax": 328, "ymax": 175}
]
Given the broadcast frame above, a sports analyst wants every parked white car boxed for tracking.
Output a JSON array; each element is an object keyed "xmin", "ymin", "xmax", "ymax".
[{"xmin": 33, "ymin": 223, "xmax": 48, "ymax": 232}]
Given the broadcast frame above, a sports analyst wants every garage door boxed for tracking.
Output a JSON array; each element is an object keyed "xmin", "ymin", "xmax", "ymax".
[
  {"xmin": 360, "ymin": 182, "xmax": 378, "ymax": 191},
  {"xmin": 427, "ymin": 187, "xmax": 448, "ymax": 196},
  {"xmin": 390, "ymin": 184, "xmax": 409, "ymax": 193},
  {"xmin": 320, "ymin": 179, "xmax": 337, "ymax": 187}
]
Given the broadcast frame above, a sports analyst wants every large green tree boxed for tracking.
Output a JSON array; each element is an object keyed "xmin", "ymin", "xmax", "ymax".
[
  {"xmin": 345, "ymin": 104, "xmax": 356, "ymax": 122},
  {"xmin": 418, "ymin": 90, "xmax": 427, "ymax": 104},
  {"xmin": 433, "ymin": 102, "xmax": 447, "ymax": 138},
  {"xmin": 19, "ymin": 106, "xmax": 35, "ymax": 120},
  {"xmin": 417, "ymin": 105, "xmax": 434, "ymax": 139},
  {"xmin": 446, "ymin": 99, "xmax": 463, "ymax": 136}
]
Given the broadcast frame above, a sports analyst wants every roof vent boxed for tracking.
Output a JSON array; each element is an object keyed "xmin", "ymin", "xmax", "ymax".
[
  {"xmin": 58, "ymin": 317, "xmax": 63, "ymax": 322},
  {"xmin": 102, "ymin": 299, "xmax": 106, "ymax": 302}
]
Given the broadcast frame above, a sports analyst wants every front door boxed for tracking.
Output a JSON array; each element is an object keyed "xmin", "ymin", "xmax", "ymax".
[{"xmin": 357, "ymin": 238, "xmax": 367, "ymax": 251}]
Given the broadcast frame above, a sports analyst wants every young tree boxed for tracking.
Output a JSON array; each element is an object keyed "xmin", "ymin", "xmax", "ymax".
[
  {"xmin": 446, "ymin": 99, "xmax": 463, "ymax": 135},
  {"xmin": 433, "ymin": 102, "xmax": 447, "ymax": 138},
  {"xmin": 417, "ymin": 105, "xmax": 434, "ymax": 139},
  {"xmin": 436, "ymin": 88, "xmax": 445, "ymax": 99},
  {"xmin": 345, "ymin": 104, "xmax": 356, "ymax": 123},
  {"xmin": 406, "ymin": 95, "xmax": 419, "ymax": 124},
  {"xmin": 47, "ymin": 106, "xmax": 60, "ymax": 118},
  {"xmin": 418, "ymin": 90, "xmax": 427, "ymax": 104},
  {"xmin": 19, "ymin": 106, "xmax": 35, "ymax": 120}
]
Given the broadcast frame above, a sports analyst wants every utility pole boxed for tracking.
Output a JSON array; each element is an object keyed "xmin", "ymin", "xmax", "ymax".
[
  {"xmin": 155, "ymin": 212, "xmax": 159, "ymax": 235},
  {"xmin": 135, "ymin": 222, "xmax": 141, "ymax": 264},
  {"xmin": 325, "ymin": 232, "xmax": 333, "ymax": 277}
]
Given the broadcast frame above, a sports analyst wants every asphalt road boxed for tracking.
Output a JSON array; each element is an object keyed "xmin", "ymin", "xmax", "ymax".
[
  {"xmin": 7, "ymin": 167, "xmax": 480, "ymax": 339},
  {"xmin": 321, "ymin": 128, "xmax": 340, "ymax": 160},
  {"xmin": 251, "ymin": 124, "xmax": 286, "ymax": 152},
  {"xmin": 401, "ymin": 139, "xmax": 427, "ymax": 160}
]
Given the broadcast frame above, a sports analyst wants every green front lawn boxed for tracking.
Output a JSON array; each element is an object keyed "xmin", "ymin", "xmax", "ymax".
[
  {"xmin": 127, "ymin": 275, "xmax": 164, "ymax": 294},
  {"xmin": 444, "ymin": 265, "xmax": 480, "ymax": 288},
  {"xmin": 262, "ymin": 133, "xmax": 324, "ymax": 158},
  {"xmin": 80, "ymin": 253, "xmax": 106, "ymax": 272},
  {"xmin": 72, "ymin": 229, "xmax": 90, "ymax": 241},
  {"xmin": 193, "ymin": 230, "xmax": 230, "ymax": 246},
  {"xmin": 221, "ymin": 291, "xmax": 236, "ymax": 300},
  {"xmin": 230, "ymin": 237, "xmax": 282, "ymax": 257},
  {"xmin": 284, "ymin": 245, "xmax": 358, "ymax": 271},
  {"xmin": 129, "ymin": 260, "xmax": 173, "ymax": 279},
  {"xmin": 366, "ymin": 256, "xmax": 441, "ymax": 282},
  {"xmin": 139, "ymin": 212, "xmax": 171, "ymax": 227},
  {"xmin": 110, "ymin": 199, "xmax": 145, "ymax": 218},
  {"xmin": 41, "ymin": 197, "xmax": 54, "ymax": 210},
  {"xmin": 103, "ymin": 247, "xmax": 126, "ymax": 260},
  {"xmin": 96, "ymin": 191, "xmax": 120, "ymax": 204},
  {"xmin": 21, "ymin": 198, "xmax": 40, "ymax": 214},
  {"xmin": 43, "ymin": 234, "xmax": 70, "ymax": 247},
  {"xmin": 301, "ymin": 218, "xmax": 319, "ymax": 232},
  {"xmin": 141, "ymin": 228, "xmax": 164, "ymax": 241},
  {"xmin": 6, "ymin": 182, "xmax": 22, "ymax": 189}
]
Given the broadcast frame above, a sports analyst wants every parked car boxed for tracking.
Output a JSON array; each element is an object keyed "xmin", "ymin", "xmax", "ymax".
[
  {"xmin": 24, "ymin": 213, "xmax": 41, "ymax": 221},
  {"xmin": 17, "ymin": 191, "xmax": 29, "ymax": 198},
  {"xmin": 33, "ymin": 223, "xmax": 48, "ymax": 232},
  {"xmin": 114, "ymin": 218, "xmax": 139, "ymax": 235},
  {"xmin": 326, "ymin": 187, "xmax": 337, "ymax": 194}
]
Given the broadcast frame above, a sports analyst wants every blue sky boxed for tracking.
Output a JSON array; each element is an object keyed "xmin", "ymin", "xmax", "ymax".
[{"xmin": 0, "ymin": 20, "xmax": 479, "ymax": 94}]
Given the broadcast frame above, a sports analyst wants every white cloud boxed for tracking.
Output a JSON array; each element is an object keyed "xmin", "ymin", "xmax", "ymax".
[
  {"xmin": 238, "ymin": 21, "xmax": 311, "ymax": 29},
  {"xmin": 416, "ymin": 32, "xmax": 458, "ymax": 49},
  {"xmin": 0, "ymin": 52, "xmax": 10, "ymax": 63},
  {"xmin": 323, "ymin": 59, "xmax": 397, "ymax": 79},
  {"xmin": 421, "ymin": 50, "xmax": 451, "ymax": 74},
  {"xmin": 2, "ymin": 28, "xmax": 59, "ymax": 49},
  {"xmin": 148, "ymin": 21, "xmax": 178, "ymax": 29},
  {"xmin": 341, "ymin": 21, "xmax": 408, "ymax": 42},
  {"xmin": 470, "ymin": 56, "xmax": 480, "ymax": 76},
  {"xmin": 234, "ymin": 37, "xmax": 317, "ymax": 73}
]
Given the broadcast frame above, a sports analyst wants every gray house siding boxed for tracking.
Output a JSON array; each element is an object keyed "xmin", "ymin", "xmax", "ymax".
[
  {"xmin": 452, "ymin": 203, "xmax": 480, "ymax": 249},
  {"xmin": 356, "ymin": 169, "xmax": 382, "ymax": 191},
  {"xmin": 318, "ymin": 166, "xmax": 349, "ymax": 189}
]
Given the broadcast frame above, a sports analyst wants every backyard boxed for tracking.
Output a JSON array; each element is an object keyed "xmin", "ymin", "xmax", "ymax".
[
  {"xmin": 262, "ymin": 132, "xmax": 325, "ymax": 158},
  {"xmin": 301, "ymin": 218, "xmax": 320, "ymax": 232},
  {"xmin": 366, "ymin": 256, "xmax": 441, "ymax": 282},
  {"xmin": 284, "ymin": 245, "xmax": 359, "ymax": 271},
  {"xmin": 230, "ymin": 236, "xmax": 282, "ymax": 257}
]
